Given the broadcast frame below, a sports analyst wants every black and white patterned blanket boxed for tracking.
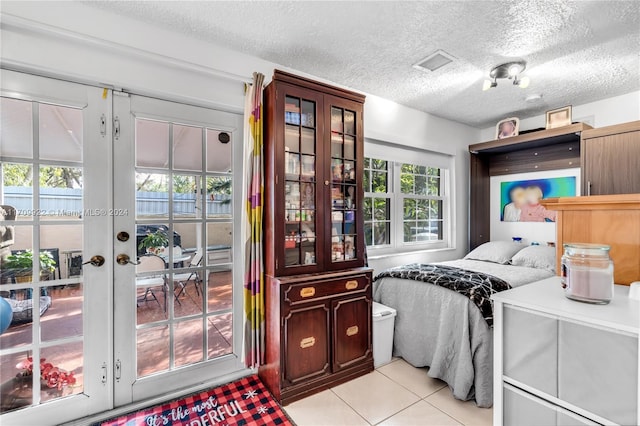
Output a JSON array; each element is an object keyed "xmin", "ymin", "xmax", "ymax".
[{"xmin": 374, "ymin": 264, "xmax": 511, "ymax": 326}]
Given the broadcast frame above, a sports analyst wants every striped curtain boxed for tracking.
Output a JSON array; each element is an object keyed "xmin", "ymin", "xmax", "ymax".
[{"xmin": 243, "ymin": 72, "xmax": 265, "ymax": 368}]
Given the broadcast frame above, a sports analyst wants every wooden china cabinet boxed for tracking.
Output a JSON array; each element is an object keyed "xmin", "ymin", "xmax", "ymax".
[{"xmin": 259, "ymin": 70, "xmax": 373, "ymax": 405}]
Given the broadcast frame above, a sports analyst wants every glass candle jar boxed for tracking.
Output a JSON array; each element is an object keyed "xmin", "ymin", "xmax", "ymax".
[{"xmin": 561, "ymin": 243, "xmax": 614, "ymax": 304}]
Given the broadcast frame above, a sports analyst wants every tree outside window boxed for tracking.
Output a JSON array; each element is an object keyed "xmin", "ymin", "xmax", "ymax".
[{"xmin": 363, "ymin": 156, "xmax": 447, "ymax": 252}]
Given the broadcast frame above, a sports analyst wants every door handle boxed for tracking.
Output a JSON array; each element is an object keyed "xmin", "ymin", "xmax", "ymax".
[
  {"xmin": 116, "ymin": 254, "xmax": 140, "ymax": 266},
  {"xmin": 83, "ymin": 255, "xmax": 105, "ymax": 267}
]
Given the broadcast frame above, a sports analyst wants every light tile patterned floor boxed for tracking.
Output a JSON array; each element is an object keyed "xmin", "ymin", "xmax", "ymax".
[{"xmin": 284, "ymin": 359, "xmax": 493, "ymax": 426}]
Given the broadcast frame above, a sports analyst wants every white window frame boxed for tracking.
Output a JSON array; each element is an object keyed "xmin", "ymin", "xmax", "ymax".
[{"xmin": 364, "ymin": 140, "xmax": 453, "ymax": 256}]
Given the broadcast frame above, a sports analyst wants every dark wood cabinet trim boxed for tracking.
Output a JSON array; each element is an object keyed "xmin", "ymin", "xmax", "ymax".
[
  {"xmin": 273, "ymin": 69, "xmax": 365, "ymax": 103},
  {"xmin": 260, "ymin": 71, "xmax": 373, "ymax": 405},
  {"xmin": 322, "ymin": 94, "xmax": 366, "ymax": 272}
]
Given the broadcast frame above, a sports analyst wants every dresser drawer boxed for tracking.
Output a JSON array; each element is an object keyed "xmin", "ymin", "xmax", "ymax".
[
  {"xmin": 283, "ymin": 274, "xmax": 369, "ymax": 305},
  {"xmin": 504, "ymin": 384, "xmax": 601, "ymax": 426},
  {"xmin": 558, "ymin": 320, "xmax": 638, "ymax": 426},
  {"xmin": 503, "ymin": 384, "xmax": 556, "ymax": 426},
  {"xmin": 503, "ymin": 305, "xmax": 558, "ymax": 397}
]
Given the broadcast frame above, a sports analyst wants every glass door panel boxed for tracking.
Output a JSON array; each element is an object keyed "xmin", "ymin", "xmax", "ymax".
[
  {"xmin": 206, "ymin": 129, "xmax": 232, "ymax": 173},
  {"xmin": 283, "ymin": 95, "xmax": 317, "ymax": 268},
  {"xmin": 1, "ymin": 102, "xmax": 86, "ymax": 413},
  {"xmin": 330, "ymin": 106, "xmax": 358, "ymax": 263},
  {"xmin": 0, "ymin": 71, "xmax": 111, "ymax": 423},
  {"xmin": 113, "ymin": 94, "xmax": 244, "ymax": 405}
]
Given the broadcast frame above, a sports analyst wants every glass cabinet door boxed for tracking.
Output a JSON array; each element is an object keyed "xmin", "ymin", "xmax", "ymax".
[
  {"xmin": 329, "ymin": 106, "xmax": 358, "ymax": 263},
  {"xmin": 283, "ymin": 96, "xmax": 317, "ymax": 268}
]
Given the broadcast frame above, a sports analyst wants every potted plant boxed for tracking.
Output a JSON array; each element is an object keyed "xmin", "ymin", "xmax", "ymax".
[
  {"xmin": 3, "ymin": 251, "xmax": 56, "ymax": 283},
  {"xmin": 138, "ymin": 230, "xmax": 169, "ymax": 255}
]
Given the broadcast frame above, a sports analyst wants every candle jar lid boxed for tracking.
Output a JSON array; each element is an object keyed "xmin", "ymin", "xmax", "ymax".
[{"xmin": 563, "ymin": 243, "xmax": 611, "ymax": 257}]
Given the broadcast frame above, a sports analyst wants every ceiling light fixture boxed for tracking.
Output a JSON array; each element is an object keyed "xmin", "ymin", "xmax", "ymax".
[{"xmin": 482, "ymin": 61, "xmax": 530, "ymax": 91}]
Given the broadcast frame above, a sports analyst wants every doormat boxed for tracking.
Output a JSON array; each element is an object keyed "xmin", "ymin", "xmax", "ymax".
[{"xmin": 100, "ymin": 375, "xmax": 293, "ymax": 426}]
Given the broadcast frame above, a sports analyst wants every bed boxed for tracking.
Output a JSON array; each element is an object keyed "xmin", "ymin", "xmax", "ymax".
[{"xmin": 372, "ymin": 242, "xmax": 556, "ymax": 408}]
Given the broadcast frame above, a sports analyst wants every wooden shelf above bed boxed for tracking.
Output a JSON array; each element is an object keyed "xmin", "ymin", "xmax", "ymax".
[{"xmin": 469, "ymin": 123, "xmax": 593, "ymax": 154}]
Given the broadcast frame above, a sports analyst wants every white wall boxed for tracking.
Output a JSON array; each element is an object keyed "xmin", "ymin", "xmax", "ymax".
[
  {"xmin": 0, "ymin": 2, "xmax": 479, "ymax": 275},
  {"xmin": 363, "ymin": 96, "xmax": 477, "ymax": 274},
  {"xmin": 479, "ymin": 90, "xmax": 640, "ymax": 141}
]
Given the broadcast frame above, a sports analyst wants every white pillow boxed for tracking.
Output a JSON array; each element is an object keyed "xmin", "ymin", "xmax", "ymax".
[
  {"xmin": 511, "ymin": 245, "xmax": 556, "ymax": 273},
  {"xmin": 464, "ymin": 241, "xmax": 525, "ymax": 265}
]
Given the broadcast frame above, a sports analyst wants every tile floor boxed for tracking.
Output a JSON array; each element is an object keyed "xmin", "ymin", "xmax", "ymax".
[{"xmin": 284, "ymin": 358, "xmax": 493, "ymax": 426}]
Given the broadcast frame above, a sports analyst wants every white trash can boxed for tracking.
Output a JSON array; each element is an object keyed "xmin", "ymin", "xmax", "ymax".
[{"xmin": 372, "ymin": 301, "xmax": 397, "ymax": 368}]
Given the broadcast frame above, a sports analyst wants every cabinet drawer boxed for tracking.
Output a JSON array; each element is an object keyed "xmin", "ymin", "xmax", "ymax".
[
  {"xmin": 503, "ymin": 384, "xmax": 556, "ymax": 426},
  {"xmin": 283, "ymin": 274, "xmax": 369, "ymax": 305},
  {"xmin": 504, "ymin": 384, "xmax": 601, "ymax": 426},
  {"xmin": 556, "ymin": 409, "xmax": 601, "ymax": 426},
  {"xmin": 558, "ymin": 321, "xmax": 638, "ymax": 426},
  {"xmin": 503, "ymin": 305, "xmax": 558, "ymax": 397}
]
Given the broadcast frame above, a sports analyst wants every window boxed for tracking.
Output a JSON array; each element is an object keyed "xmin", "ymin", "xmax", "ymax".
[
  {"xmin": 364, "ymin": 142, "xmax": 451, "ymax": 254},
  {"xmin": 363, "ymin": 158, "xmax": 391, "ymax": 246},
  {"xmin": 400, "ymin": 164, "xmax": 443, "ymax": 243}
]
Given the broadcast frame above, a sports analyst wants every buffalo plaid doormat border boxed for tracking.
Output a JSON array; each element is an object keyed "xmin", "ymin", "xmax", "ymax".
[{"xmin": 99, "ymin": 375, "xmax": 293, "ymax": 426}]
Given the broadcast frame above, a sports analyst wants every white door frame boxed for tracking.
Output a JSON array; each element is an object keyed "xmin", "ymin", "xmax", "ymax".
[
  {"xmin": 0, "ymin": 70, "xmax": 114, "ymax": 425},
  {"xmin": 112, "ymin": 93, "xmax": 247, "ymax": 406}
]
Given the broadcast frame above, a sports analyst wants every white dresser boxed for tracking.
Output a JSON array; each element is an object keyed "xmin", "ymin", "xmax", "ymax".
[{"xmin": 492, "ymin": 277, "xmax": 639, "ymax": 426}]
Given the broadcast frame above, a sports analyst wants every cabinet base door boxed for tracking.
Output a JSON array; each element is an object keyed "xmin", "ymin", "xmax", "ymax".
[
  {"xmin": 283, "ymin": 303, "xmax": 330, "ymax": 385},
  {"xmin": 333, "ymin": 296, "xmax": 371, "ymax": 371}
]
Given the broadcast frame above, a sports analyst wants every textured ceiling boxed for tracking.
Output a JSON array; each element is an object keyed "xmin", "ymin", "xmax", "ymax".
[{"xmin": 84, "ymin": 1, "xmax": 640, "ymax": 128}]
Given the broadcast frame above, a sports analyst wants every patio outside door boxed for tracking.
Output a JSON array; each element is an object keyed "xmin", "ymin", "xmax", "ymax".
[
  {"xmin": 112, "ymin": 94, "xmax": 245, "ymax": 405},
  {"xmin": 0, "ymin": 70, "xmax": 112, "ymax": 424}
]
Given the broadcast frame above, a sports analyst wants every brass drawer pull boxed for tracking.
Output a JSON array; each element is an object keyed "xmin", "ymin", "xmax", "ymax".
[
  {"xmin": 346, "ymin": 326, "xmax": 359, "ymax": 336},
  {"xmin": 300, "ymin": 287, "xmax": 316, "ymax": 298},
  {"xmin": 300, "ymin": 336, "xmax": 316, "ymax": 348},
  {"xmin": 345, "ymin": 280, "xmax": 358, "ymax": 290}
]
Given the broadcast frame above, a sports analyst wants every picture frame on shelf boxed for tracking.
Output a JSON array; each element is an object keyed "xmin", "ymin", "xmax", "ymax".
[
  {"xmin": 546, "ymin": 105, "xmax": 572, "ymax": 129},
  {"xmin": 495, "ymin": 117, "xmax": 520, "ymax": 139}
]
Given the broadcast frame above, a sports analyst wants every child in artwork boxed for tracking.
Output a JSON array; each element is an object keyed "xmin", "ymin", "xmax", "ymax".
[
  {"xmin": 519, "ymin": 186, "xmax": 557, "ymax": 222},
  {"xmin": 503, "ymin": 186, "xmax": 526, "ymax": 222}
]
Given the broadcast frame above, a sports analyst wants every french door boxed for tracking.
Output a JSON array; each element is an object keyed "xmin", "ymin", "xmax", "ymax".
[
  {"xmin": 1, "ymin": 70, "xmax": 246, "ymax": 422},
  {"xmin": 112, "ymin": 94, "xmax": 245, "ymax": 404},
  {"xmin": 0, "ymin": 70, "xmax": 112, "ymax": 424}
]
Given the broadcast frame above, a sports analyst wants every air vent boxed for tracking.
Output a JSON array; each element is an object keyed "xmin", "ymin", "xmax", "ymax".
[{"xmin": 413, "ymin": 50, "xmax": 456, "ymax": 72}]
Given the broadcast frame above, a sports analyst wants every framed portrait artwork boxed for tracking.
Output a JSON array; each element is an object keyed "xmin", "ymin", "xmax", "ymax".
[
  {"xmin": 500, "ymin": 176, "xmax": 576, "ymax": 222},
  {"xmin": 495, "ymin": 117, "xmax": 520, "ymax": 139},
  {"xmin": 546, "ymin": 106, "xmax": 572, "ymax": 129}
]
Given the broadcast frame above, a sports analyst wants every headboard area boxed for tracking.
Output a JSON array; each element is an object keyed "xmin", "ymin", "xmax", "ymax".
[{"xmin": 469, "ymin": 123, "xmax": 592, "ymax": 249}]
